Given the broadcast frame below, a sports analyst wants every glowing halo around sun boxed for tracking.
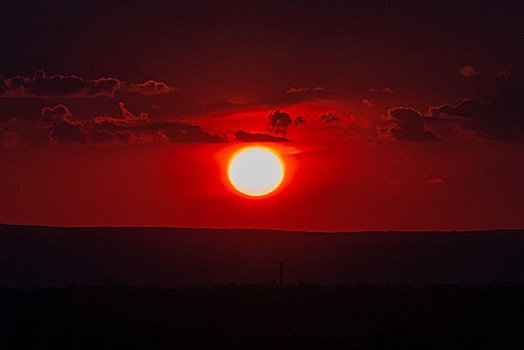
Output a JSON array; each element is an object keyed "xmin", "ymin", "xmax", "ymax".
[{"xmin": 227, "ymin": 146, "xmax": 285, "ymax": 197}]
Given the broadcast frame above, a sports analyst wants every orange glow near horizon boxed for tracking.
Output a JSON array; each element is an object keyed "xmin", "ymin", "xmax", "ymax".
[{"xmin": 227, "ymin": 146, "xmax": 285, "ymax": 197}]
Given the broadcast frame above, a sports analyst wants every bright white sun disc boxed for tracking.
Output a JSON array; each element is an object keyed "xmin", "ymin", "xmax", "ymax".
[{"xmin": 228, "ymin": 147, "xmax": 284, "ymax": 197}]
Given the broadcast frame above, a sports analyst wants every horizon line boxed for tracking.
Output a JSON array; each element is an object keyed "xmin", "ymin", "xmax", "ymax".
[{"xmin": 1, "ymin": 223, "xmax": 523, "ymax": 235}]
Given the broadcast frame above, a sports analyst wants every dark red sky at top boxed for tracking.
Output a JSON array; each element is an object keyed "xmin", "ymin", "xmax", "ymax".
[{"xmin": 0, "ymin": 0, "xmax": 523, "ymax": 231}]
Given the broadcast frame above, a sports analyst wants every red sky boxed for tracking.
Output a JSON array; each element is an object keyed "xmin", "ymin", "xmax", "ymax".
[{"xmin": 0, "ymin": 1, "xmax": 523, "ymax": 231}]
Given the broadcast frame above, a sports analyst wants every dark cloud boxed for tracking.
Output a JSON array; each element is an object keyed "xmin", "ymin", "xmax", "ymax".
[
  {"xmin": 235, "ymin": 130, "xmax": 289, "ymax": 143},
  {"xmin": 92, "ymin": 116, "xmax": 141, "ymax": 131},
  {"xmin": 294, "ymin": 116, "xmax": 307, "ymax": 126},
  {"xmin": 318, "ymin": 111, "xmax": 375, "ymax": 141},
  {"xmin": 115, "ymin": 88, "xmax": 202, "ymax": 121},
  {"xmin": 388, "ymin": 108, "xmax": 437, "ymax": 141},
  {"xmin": 385, "ymin": 85, "xmax": 524, "ymax": 143},
  {"xmin": 48, "ymin": 119, "xmax": 88, "ymax": 145},
  {"xmin": 127, "ymin": 80, "xmax": 176, "ymax": 96},
  {"xmin": 269, "ymin": 110, "xmax": 292, "ymax": 135},
  {"xmin": 319, "ymin": 112, "xmax": 341, "ymax": 124},
  {"xmin": 90, "ymin": 128, "xmax": 168, "ymax": 145},
  {"xmin": 0, "ymin": 71, "xmax": 329, "ymax": 125},
  {"xmin": 41, "ymin": 104, "xmax": 72, "ymax": 122},
  {"xmin": 42, "ymin": 102, "xmax": 224, "ymax": 146},
  {"xmin": 106, "ymin": 102, "xmax": 226, "ymax": 144},
  {"xmin": 269, "ymin": 110, "xmax": 305, "ymax": 136},
  {"xmin": 93, "ymin": 112, "xmax": 223, "ymax": 144},
  {"xmin": 430, "ymin": 85, "xmax": 524, "ymax": 142},
  {"xmin": 118, "ymin": 102, "xmax": 148, "ymax": 121},
  {"xmin": 161, "ymin": 122, "xmax": 224, "ymax": 143},
  {"xmin": 1, "ymin": 71, "xmax": 120, "ymax": 98},
  {"xmin": 0, "ymin": 72, "xmax": 200, "ymax": 125}
]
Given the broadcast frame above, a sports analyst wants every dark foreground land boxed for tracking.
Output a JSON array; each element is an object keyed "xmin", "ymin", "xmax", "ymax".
[
  {"xmin": 2, "ymin": 225, "xmax": 524, "ymax": 348},
  {"xmin": 1, "ymin": 283, "xmax": 524, "ymax": 349},
  {"xmin": 2, "ymin": 225, "xmax": 524, "ymax": 287}
]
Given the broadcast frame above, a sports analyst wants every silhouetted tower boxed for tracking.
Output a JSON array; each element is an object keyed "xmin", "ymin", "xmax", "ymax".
[{"xmin": 278, "ymin": 262, "xmax": 284, "ymax": 288}]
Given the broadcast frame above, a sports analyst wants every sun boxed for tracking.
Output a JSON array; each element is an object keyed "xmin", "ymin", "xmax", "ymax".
[{"xmin": 228, "ymin": 146, "xmax": 285, "ymax": 197}]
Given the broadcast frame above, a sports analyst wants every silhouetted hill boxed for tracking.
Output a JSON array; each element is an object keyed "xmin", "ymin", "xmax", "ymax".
[{"xmin": 1, "ymin": 225, "xmax": 524, "ymax": 287}]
